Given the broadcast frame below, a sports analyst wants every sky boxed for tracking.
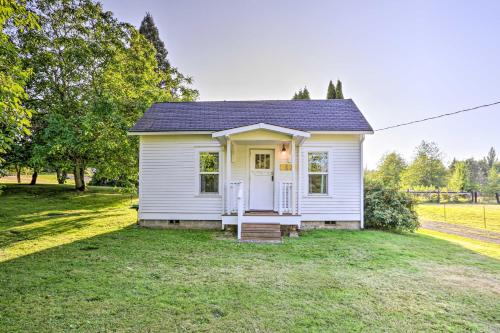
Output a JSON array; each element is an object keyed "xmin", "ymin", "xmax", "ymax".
[{"xmin": 101, "ymin": 0, "xmax": 500, "ymax": 168}]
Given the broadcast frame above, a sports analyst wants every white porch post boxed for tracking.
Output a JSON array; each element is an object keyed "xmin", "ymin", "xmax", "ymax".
[
  {"xmin": 291, "ymin": 137, "xmax": 297, "ymax": 215},
  {"xmin": 225, "ymin": 137, "xmax": 232, "ymax": 215}
]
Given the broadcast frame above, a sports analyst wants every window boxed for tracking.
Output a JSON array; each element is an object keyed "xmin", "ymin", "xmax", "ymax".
[
  {"xmin": 255, "ymin": 153, "xmax": 271, "ymax": 169},
  {"xmin": 199, "ymin": 152, "xmax": 219, "ymax": 193},
  {"xmin": 308, "ymin": 152, "xmax": 328, "ymax": 194}
]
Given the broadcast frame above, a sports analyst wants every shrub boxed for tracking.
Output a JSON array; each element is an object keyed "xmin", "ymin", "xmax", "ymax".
[{"xmin": 365, "ymin": 179, "xmax": 419, "ymax": 232}]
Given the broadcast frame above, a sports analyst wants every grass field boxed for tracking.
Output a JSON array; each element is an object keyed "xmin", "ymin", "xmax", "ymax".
[
  {"xmin": 1, "ymin": 184, "xmax": 499, "ymax": 332},
  {"xmin": 416, "ymin": 204, "xmax": 500, "ymax": 232},
  {"xmin": 0, "ymin": 173, "xmax": 76, "ymax": 185}
]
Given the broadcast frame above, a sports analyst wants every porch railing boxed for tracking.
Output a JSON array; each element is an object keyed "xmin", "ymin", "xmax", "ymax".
[
  {"xmin": 236, "ymin": 181, "xmax": 244, "ymax": 240},
  {"xmin": 278, "ymin": 181, "xmax": 293, "ymax": 215},
  {"xmin": 228, "ymin": 181, "xmax": 243, "ymax": 214},
  {"xmin": 228, "ymin": 181, "xmax": 244, "ymax": 239}
]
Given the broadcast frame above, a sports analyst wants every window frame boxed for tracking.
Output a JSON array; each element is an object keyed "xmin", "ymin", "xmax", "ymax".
[
  {"xmin": 305, "ymin": 150, "xmax": 332, "ymax": 196},
  {"xmin": 195, "ymin": 148, "xmax": 221, "ymax": 196}
]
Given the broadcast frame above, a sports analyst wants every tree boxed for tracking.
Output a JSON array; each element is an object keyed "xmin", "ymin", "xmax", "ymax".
[
  {"xmin": 13, "ymin": 0, "xmax": 197, "ymax": 191},
  {"xmin": 374, "ymin": 152, "xmax": 407, "ymax": 187},
  {"xmin": 401, "ymin": 141, "xmax": 447, "ymax": 188},
  {"xmin": 0, "ymin": 1, "xmax": 38, "ymax": 162},
  {"xmin": 1, "ymin": 137, "xmax": 29, "ymax": 183},
  {"xmin": 292, "ymin": 87, "xmax": 311, "ymax": 100},
  {"xmin": 447, "ymin": 161, "xmax": 469, "ymax": 191},
  {"xmin": 301, "ymin": 87, "xmax": 310, "ymax": 99},
  {"xmin": 326, "ymin": 80, "xmax": 336, "ymax": 99},
  {"xmin": 482, "ymin": 168, "xmax": 499, "ymax": 197},
  {"xmin": 139, "ymin": 12, "xmax": 169, "ymax": 72},
  {"xmin": 485, "ymin": 147, "xmax": 497, "ymax": 169},
  {"xmin": 335, "ymin": 79, "xmax": 344, "ymax": 99},
  {"xmin": 448, "ymin": 158, "xmax": 458, "ymax": 174},
  {"xmin": 464, "ymin": 158, "xmax": 488, "ymax": 190}
]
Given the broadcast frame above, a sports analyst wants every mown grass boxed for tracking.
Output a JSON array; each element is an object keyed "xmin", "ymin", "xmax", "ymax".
[
  {"xmin": 416, "ymin": 204, "xmax": 500, "ymax": 232},
  {"xmin": 0, "ymin": 184, "xmax": 499, "ymax": 332},
  {"xmin": 0, "ymin": 172, "xmax": 76, "ymax": 185}
]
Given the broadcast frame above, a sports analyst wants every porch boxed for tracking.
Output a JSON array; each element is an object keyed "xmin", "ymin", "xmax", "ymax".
[{"xmin": 212, "ymin": 123, "xmax": 310, "ymax": 240}]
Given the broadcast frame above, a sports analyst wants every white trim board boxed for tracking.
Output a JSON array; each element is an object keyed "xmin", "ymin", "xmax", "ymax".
[
  {"xmin": 139, "ymin": 212, "xmax": 222, "ymax": 220},
  {"xmin": 129, "ymin": 130, "xmax": 373, "ymax": 136},
  {"xmin": 128, "ymin": 131, "xmax": 213, "ymax": 136},
  {"xmin": 212, "ymin": 123, "xmax": 311, "ymax": 138}
]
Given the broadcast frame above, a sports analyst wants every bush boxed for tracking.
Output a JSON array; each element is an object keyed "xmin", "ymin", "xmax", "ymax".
[{"xmin": 365, "ymin": 180, "xmax": 419, "ymax": 232}]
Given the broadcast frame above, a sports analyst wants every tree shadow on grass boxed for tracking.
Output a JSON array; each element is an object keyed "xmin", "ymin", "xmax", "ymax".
[
  {"xmin": 0, "ymin": 184, "xmax": 137, "ymax": 261},
  {"xmin": 0, "ymin": 184, "xmax": 135, "ymax": 229},
  {"xmin": 0, "ymin": 211, "xmax": 130, "ymax": 249}
]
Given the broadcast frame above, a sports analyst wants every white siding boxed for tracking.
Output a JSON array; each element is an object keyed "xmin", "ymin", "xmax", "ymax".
[
  {"xmin": 300, "ymin": 134, "xmax": 362, "ymax": 221},
  {"xmin": 139, "ymin": 135, "xmax": 222, "ymax": 219},
  {"xmin": 138, "ymin": 132, "xmax": 363, "ymax": 222}
]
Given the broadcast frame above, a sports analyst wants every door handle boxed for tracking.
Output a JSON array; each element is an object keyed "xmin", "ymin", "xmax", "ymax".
[{"xmin": 271, "ymin": 175, "xmax": 274, "ymax": 181}]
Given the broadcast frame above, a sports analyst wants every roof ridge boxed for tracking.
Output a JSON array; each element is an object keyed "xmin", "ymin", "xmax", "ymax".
[{"xmin": 152, "ymin": 99, "xmax": 353, "ymax": 104}]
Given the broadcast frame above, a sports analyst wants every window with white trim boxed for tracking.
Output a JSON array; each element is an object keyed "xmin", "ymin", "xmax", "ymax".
[
  {"xmin": 199, "ymin": 152, "xmax": 219, "ymax": 193},
  {"xmin": 308, "ymin": 152, "xmax": 328, "ymax": 194}
]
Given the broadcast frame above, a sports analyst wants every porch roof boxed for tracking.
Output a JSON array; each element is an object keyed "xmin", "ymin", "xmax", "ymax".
[{"xmin": 212, "ymin": 123, "xmax": 311, "ymax": 139}]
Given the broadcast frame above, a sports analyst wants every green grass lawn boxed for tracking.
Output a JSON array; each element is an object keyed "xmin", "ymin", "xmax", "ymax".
[
  {"xmin": 1, "ymin": 184, "xmax": 499, "ymax": 332},
  {"xmin": 416, "ymin": 204, "xmax": 500, "ymax": 232},
  {"xmin": 0, "ymin": 172, "xmax": 75, "ymax": 185}
]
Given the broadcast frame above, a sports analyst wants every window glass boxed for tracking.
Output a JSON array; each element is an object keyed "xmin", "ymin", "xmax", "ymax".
[
  {"xmin": 308, "ymin": 152, "xmax": 328, "ymax": 194},
  {"xmin": 199, "ymin": 152, "xmax": 219, "ymax": 193},
  {"xmin": 200, "ymin": 174, "xmax": 219, "ymax": 193},
  {"xmin": 309, "ymin": 174, "xmax": 328, "ymax": 194},
  {"xmin": 308, "ymin": 152, "xmax": 328, "ymax": 172},
  {"xmin": 255, "ymin": 154, "xmax": 270, "ymax": 169},
  {"xmin": 200, "ymin": 152, "xmax": 219, "ymax": 172}
]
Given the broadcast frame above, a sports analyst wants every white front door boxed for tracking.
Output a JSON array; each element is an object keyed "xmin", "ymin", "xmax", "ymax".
[{"xmin": 249, "ymin": 149, "xmax": 274, "ymax": 210}]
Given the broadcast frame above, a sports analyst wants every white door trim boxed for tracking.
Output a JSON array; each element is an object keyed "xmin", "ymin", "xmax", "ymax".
[{"xmin": 248, "ymin": 148, "xmax": 275, "ymax": 210}]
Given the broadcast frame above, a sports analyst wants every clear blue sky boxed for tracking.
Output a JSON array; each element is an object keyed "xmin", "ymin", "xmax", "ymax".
[{"xmin": 101, "ymin": 0, "xmax": 500, "ymax": 168}]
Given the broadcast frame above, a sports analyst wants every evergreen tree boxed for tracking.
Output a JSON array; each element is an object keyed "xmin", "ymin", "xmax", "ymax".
[
  {"xmin": 335, "ymin": 80, "xmax": 344, "ymax": 99},
  {"xmin": 292, "ymin": 87, "xmax": 311, "ymax": 100},
  {"xmin": 485, "ymin": 147, "xmax": 497, "ymax": 169},
  {"xmin": 326, "ymin": 80, "xmax": 336, "ymax": 99},
  {"xmin": 139, "ymin": 12, "xmax": 170, "ymax": 72},
  {"xmin": 302, "ymin": 86, "xmax": 311, "ymax": 99}
]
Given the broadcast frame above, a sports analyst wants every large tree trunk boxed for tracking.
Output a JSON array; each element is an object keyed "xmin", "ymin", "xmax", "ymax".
[
  {"xmin": 30, "ymin": 171, "xmax": 38, "ymax": 185},
  {"xmin": 15, "ymin": 166, "xmax": 21, "ymax": 183},
  {"xmin": 56, "ymin": 169, "xmax": 67, "ymax": 184},
  {"xmin": 73, "ymin": 161, "xmax": 85, "ymax": 191}
]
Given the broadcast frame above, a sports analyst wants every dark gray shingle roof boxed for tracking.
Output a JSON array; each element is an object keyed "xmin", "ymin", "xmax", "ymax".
[{"xmin": 130, "ymin": 99, "xmax": 373, "ymax": 133}]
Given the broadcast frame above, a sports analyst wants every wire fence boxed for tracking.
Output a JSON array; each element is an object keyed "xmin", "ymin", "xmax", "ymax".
[
  {"xmin": 415, "ymin": 203, "xmax": 500, "ymax": 232},
  {"xmin": 407, "ymin": 190, "xmax": 500, "ymax": 204}
]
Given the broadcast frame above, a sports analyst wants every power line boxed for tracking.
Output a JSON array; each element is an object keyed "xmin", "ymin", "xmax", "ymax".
[{"xmin": 374, "ymin": 101, "xmax": 500, "ymax": 132}]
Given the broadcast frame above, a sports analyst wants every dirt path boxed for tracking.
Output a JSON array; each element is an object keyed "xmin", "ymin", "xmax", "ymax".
[{"xmin": 420, "ymin": 220, "xmax": 500, "ymax": 244}]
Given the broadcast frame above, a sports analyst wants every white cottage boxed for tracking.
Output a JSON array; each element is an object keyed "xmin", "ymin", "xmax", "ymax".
[{"xmin": 129, "ymin": 100, "xmax": 373, "ymax": 241}]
